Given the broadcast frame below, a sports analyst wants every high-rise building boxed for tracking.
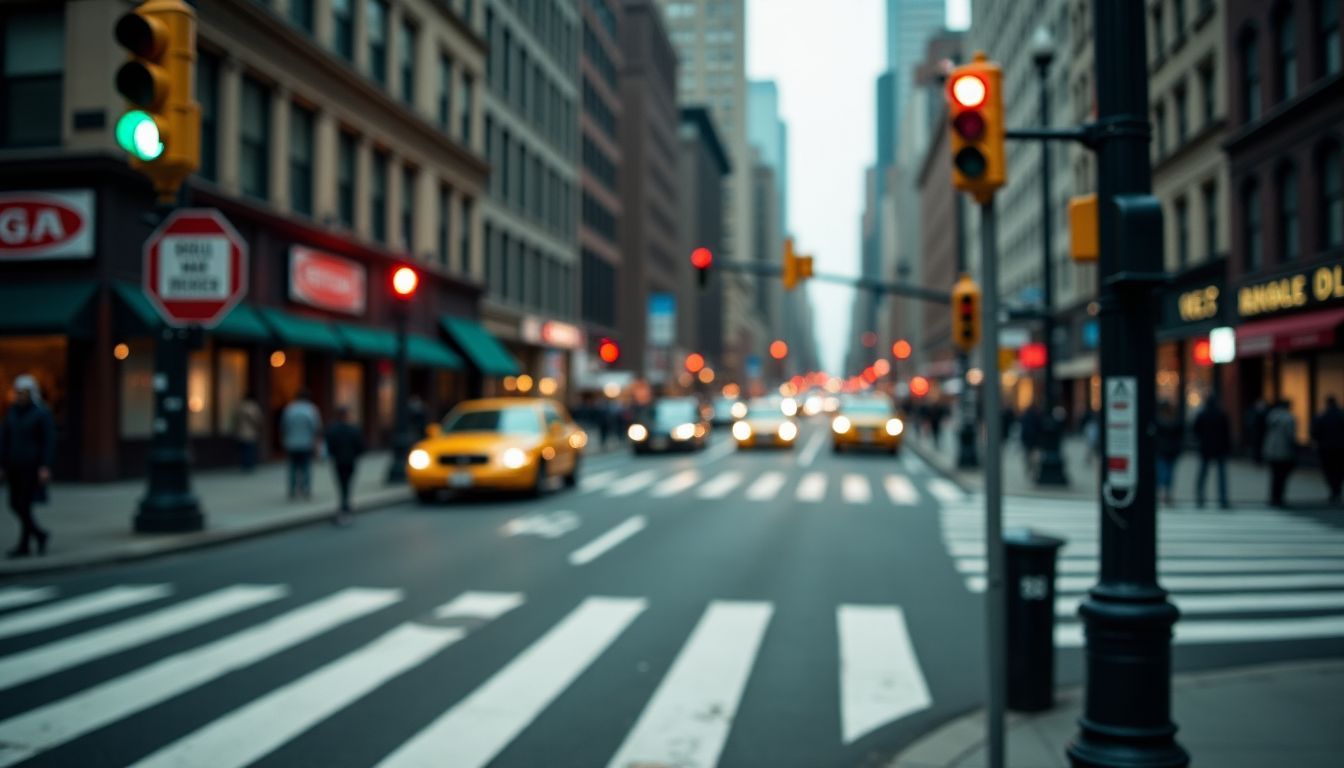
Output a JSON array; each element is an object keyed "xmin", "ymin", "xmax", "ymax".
[
  {"xmin": 887, "ymin": 0, "xmax": 949, "ymax": 132},
  {"xmin": 748, "ymin": 81, "xmax": 789, "ymax": 234},
  {"xmin": 677, "ymin": 107, "xmax": 732, "ymax": 373}
]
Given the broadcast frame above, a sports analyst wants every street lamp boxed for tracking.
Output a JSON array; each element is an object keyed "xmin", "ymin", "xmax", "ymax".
[
  {"xmin": 386, "ymin": 265, "xmax": 418, "ymax": 483},
  {"xmin": 1031, "ymin": 25, "xmax": 1068, "ymax": 486}
]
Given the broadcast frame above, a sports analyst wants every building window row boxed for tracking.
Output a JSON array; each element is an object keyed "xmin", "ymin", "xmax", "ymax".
[
  {"xmin": 582, "ymin": 77, "xmax": 618, "ymax": 141},
  {"xmin": 498, "ymin": 0, "xmax": 577, "ymax": 73},
  {"xmin": 0, "ymin": 7, "xmax": 63, "ymax": 148},
  {"xmin": 581, "ymin": 190, "xmax": 616, "ymax": 241},
  {"xmin": 1241, "ymin": 140, "xmax": 1344, "ymax": 273},
  {"xmin": 1236, "ymin": 1, "xmax": 1343, "ymax": 125},
  {"xmin": 487, "ymin": 116, "xmax": 576, "ymax": 240},
  {"xmin": 581, "ymin": 135, "xmax": 618, "ymax": 193},
  {"xmin": 487, "ymin": 10, "xmax": 576, "ymax": 157},
  {"xmin": 485, "ymin": 225, "xmax": 575, "ymax": 316},
  {"xmin": 583, "ymin": 19, "xmax": 618, "ymax": 91},
  {"xmin": 580, "ymin": 248, "xmax": 616, "ymax": 327}
]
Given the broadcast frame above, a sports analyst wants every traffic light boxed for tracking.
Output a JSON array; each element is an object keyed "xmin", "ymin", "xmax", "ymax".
[
  {"xmin": 782, "ymin": 238, "xmax": 813, "ymax": 291},
  {"xmin": 769, "ymin": 340, "xmax": 788, "ymax": 360},
  {"xmin": 892, "ymin": 339, "xmax": 912, "ymax": 360},
  {"xmin": 691, "ymin": 247, "xmax": 712, "ymax": 289},
  {"xmin": 598, "ymin": 338, "xmax": 620, "ymax": 364},
  {"xmin": 114, "ymin": 0, "xmax": 200, "ymax": 201},
  {"xmin": 391, "ymin": 265, "xmax": 419, "ymax": 299},
  {"xmin": 946, "ymin": 52, "xmax": 1005, "ymax": 203},
  {"xmin": 951, "ymin": 273, "xmax": 981, "ymax": 352},
  {"xmin": 684, "ymin": 353, "xmax": 705, "ymax": 374},
  {"xmin": 1069, "ymin": 194, "xmax": 1099, "ymax": 262}
]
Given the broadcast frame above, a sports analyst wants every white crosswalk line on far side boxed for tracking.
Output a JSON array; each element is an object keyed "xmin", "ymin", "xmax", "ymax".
[
  {"xmin": 838, "ymin": 605, "xmax": 932, "ymax": 744},
  {"xmin": 797, "ymin": 472, "xmax": 827, "ymax": 502},
  {"xmin": 378, "ymin": 597, "xmax": 647, "ymax": 768},
  {"xmin": 884, "ymin": 475, "xmax": 918, "ymax": 505},
  {"xmin": 966, "ymin": 572, "xmax": 1344, "ymax": 593},
  {"xmin": 650, "ymin": 469, "xmax": 699, "ymax": 498},
  {"xmin": 955, "ymin": 557, "xmax": 1344, "ymax": 575},
  {"xmin": 842, "ymin": 474, "xmax": 872, "ymax": 504},
  {"xmin": 1055, "ymin": 614, "xmax": 1344, "ymax": 646},
  {"xmin": 0, "ymin": 587, "xmax": 58, "ymax": 612},
  {"xmin": 927, "ymin": 478, "xmax": 964, "ymax": 502},
  {"xmin": 0, "ymin": 585, "xmax": 172, "ymax": 641},
  {"xmin": 606, "ymin": 601, "xmax": 772, "ymax": 768},
  {"xmin": 1054, "ymin": 590, "xmax": 1344, "ymax": 617},
  {"xmin": 577, "ymin": 469, "xmax": 619, "ymax": 492},
  {"xmin": 698, "ymin": 471, "xmax": 743, "ymax": 499},
  {"xmin": 0, "ymin": 588, "xmax": 400, "ymax": 768},
  {"xmin": 435, "ymin": 591, "xmax": 526, "ymax": 621},
  {"xmin": 746, "ymin": 471, "xmax": 788, "ymax": 501},
  {"xmin": 604, "ymin": 470, "xmax": 659, "ymax": 497}
]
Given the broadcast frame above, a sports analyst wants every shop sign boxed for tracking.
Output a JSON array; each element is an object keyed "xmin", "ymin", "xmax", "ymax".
[
  {"xmin": 289, "ymin": 246, "xmax": 366, "ymax": 316},
  {"xmin": 1238, "ymin": 262, "xmax": 1344, "ymax": 319},
  {"xmin": 647, "ymin": 293, "xmax": 677, "ymax": 347},
  {"xmin": 1177, "ymin": 285, "xmax": 1219, "ymax": 322},
  {"xmin": 0, "ymin": 190, "xmax": 94, "ymax": 260},
  {"xmin": 521, "ymin": 316, "xmax": 584, "ymax": 349},
  {"xmin": 144, "ymin": 208, "xmax": 248, "ymax": 328}
]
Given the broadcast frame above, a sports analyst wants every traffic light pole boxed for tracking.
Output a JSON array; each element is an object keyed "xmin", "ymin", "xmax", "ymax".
[
  {"xmin": 709, "ymin": 259, "xmax": 952, "ymax": 304},
  {"xmin": 1066, "ymin": 1, "xmax": 1186, "ymax": 766},
  {"xmin": 386, "ymin": 305, "xmax": 411, "ymax": 483},
  {"xmin": 977, "ymin": 199, "xmax": 1006, "ymax": 768}
]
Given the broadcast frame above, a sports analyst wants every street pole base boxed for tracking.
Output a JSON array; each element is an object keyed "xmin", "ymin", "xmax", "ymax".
[
  {"xmin": 957, "ymin": 424, "xmax": 980, "ymax": 468},
  {"xmin": 1066, "ymin": 725, "xmax": 1189, "ymax": 768},
  {"xmin": 134, "ymin": 493, "xmax": 204, "ymax": 533},
  {"xmin": 1035, "ymin": 448, "xmax": 1069, "ymax": 485}
]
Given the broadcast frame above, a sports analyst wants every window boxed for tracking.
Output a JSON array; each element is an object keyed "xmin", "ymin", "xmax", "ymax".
[
  {"xmin": 1172, "ymin": 0, "xmax": 1186, "ymax": 39},
  {"xmin": 1154, "ymin": 103, "xmax": 1167, "ymax": 157},
  {"xmin": 337, "ymin": 132, "xmax": 356, "ymax": 228},
  {"xmin": 1275, "ymin": 9, "xmax": 1296, "ymax": 100},
  {"xmin": 438, "ymin": 54, "xmax": 453, "ymax": 130},
  {"xmin": 239, "ymin": 77, "xmax": 270, "ymax": 200},
  {"xmin": 332, "ymin": 0, "xmax": 353, "ymax": 61},
  {"xmin": 1241, "ymin": 31, "xmax": 1261, "ymax": 122},
  {"xmin": 1202, "ymin": 181, "xmax": 1219, "ymax": 259},
  {"xmin": 1322, "ymin": 141, "xmax": 1343, "ymax": 249},
  {"xmin": 484, "ymin": 223, "xmax": 496, "ymax": 292},
  {"xmin": 401, "ymin": 165, "xmax": 416, "ymax": 251},
  {"xmin": 398, "ymin": 18, "xmax": 416, "ymax": 105},
  {"xmin": 289, "ymin": 0, "xmax": 313, "ymax": 33},
  {"xmin": 1198, "ymin": 61, "xmax": 1216, "ymax": 126},
  {"xmin": 459, "ymin": 197, "xmax": 473, "ymax": 274},
  {"xmin": 371, "ymin": 151, "xmax": 388, "ymax": 243},
  {"xmin": 1244, "ymin": 180, "xmax": 1263, "ymax": 271},
  {"xmin": 1175, "ymin": 197, "xmax": 1190, "ymax": 267},
  {"xmin": 197, "ymin": 51, "xmax": 220, "ymax": 181},
  {"xmin": 1324, "ymin": 0, "xmax": 1342, "ymax": 76},
  {"xmin": 459, "ymin": 73, "xmax": 473, "ymax": 144},
  {"xmin": 1278, "ymin": 164, "xmax": 1300, "ymax": 261},
  {"xmin": 500, "ymin": 129, "xmax": 511, "ymax": 201},
  {"xmin": 581, "ymin": 248, "xmax": 616, "ymax": 327},
  {"xmin": 1151, "ymin": 3, "xmax": 1164, "ymax": 55},
  {"xmin": 367, "ymin": 0, "xmax": 388, "ymax": 86},
  {"xmin": 438, "ymin": 185, "xmax": 451, "ymax": 267},
  {"xmin": 1174, "ymin": 84, "xmax": 1188, "ymax": 144},
  {"xmin": 1, "ymin": 8, "xmax": 63, "ymax": 147},
  {"xmin": 289, "ymin": 104, "xmax": 314, "ymax": 216}
]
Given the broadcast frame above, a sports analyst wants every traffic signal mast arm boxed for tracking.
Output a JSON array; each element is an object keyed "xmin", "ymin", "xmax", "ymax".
[{"xmin": 708, "ymin": 257, "xmax": 953, "ymax": 304}]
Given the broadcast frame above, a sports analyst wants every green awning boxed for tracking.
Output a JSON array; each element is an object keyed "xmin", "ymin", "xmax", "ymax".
[
  {"xmin": 0, "ymin": 281, "xmax": 97, "ymax": 336},
  {"xmin": 408, "ymin": 334, "xmax": 464, "ymax": 370},
  {"xmin": 114, "ymin": 282, "xmax": 272, "ymax": 342},
  {"xmin": 257, "ymin": 308, "xmax": 343, "ymax": 352},
  {"xmin": 333, "ymin": 323, "xmax": 399, "ymax": 358},
  {"xmin": 440, "ymin": 316, "xmax": 521, "ymax": 377}
]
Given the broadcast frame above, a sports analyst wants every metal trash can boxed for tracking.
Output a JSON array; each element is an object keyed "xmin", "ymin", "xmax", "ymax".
[{"xmin": 1004, "ymin": 528, "xmax": 1066, "ymax": 712}]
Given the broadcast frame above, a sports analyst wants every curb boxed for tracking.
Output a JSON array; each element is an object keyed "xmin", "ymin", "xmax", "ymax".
[{"xmin": 906, "ymin": 438, "xmax": 979, "ymax": 495}]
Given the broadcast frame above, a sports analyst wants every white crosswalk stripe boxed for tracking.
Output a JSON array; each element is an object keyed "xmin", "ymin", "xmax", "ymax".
[
  {"xmin": 578, "ymin": 469, "xmax": 619, "ymax": 492},
  {"xmin": 697, "ymin": 470, "xmax": 744, "ymax": 499},
  {"xmin": 884, "ymin": 474, "xmax": 919, "ymax": 505},
  {"xmin": 0, "ymin": 585, "xmax": 172, "ymax": 641},
  {"xmin": 842, "ymin": 474, "xmax": 872, "ymax": 503},
  {"xmin": 0, "ymin": 586, "xmax": 58, "ymax": 612},
  {"xmin": 796, "ymin": 472, "xmax": 827, "ymax": 502},
  {"xmin": 604, "ymin": 469, "xmax": 659, "ymax": 496},
  {"xmin": 650, "ymin": 469, "xmax": 699, "ymax": 497},
  {"xmin": 837, "ymin": 604, "xmax": 931, "ymax": 744},
  {"xmin": 745, "ymin": 471, "xmax": 788, "ymax": 501}
]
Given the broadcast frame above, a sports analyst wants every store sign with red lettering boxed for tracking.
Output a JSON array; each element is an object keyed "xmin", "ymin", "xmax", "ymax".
[
  {"xmin": 289, "ymin": 246, "xmax": 367, "ymax": 316},
  {"xmin": 0, "ymin": 190, "xmax": 95, "ymax": 261},
  {"xmin": 521, "ymin": 316, "xmax": 584, "ymax": 349}
]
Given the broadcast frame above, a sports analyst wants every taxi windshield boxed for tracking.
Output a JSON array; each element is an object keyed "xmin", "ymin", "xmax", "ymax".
[
  {"xmin": 649, "ymin": 399, "xmax": 699, "ymax": 426},
  {"xmin": 746, "ymin": 400, "xmax": 783, "ymax": 418},
  {"xmin": 442, "ymin": 407, "xmax": 543, "ymax": 435},
  {"xmin": 843, "ymin": 398, "xmax": 894, "ymax": 416}
]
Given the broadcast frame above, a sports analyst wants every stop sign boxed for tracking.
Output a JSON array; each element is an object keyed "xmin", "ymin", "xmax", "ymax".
[{"xmin": 143, "ymin": 208, "xmax": 248, "ymax": 328}]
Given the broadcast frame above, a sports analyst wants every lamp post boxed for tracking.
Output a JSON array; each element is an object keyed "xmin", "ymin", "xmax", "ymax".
[
  {"xmin": 385, "ymin": 265, "xmax": 418, "ymax": 483},
  {"xmin": 1031, "ymin": 26, "xmax": 1068, "ymax": 486}
]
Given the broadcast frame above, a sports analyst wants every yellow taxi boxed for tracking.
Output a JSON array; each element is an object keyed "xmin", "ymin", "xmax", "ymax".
[
  {"xmin": 732, "ymin": 397, "xmax": 799, "ymax": 449},
  {"xmin": 831, "ymin": 395, "xmax": 905, "ymax": 454},
  {"xmin": 406, "ymin": 398, "xmax": 587, "ymax": 502}
]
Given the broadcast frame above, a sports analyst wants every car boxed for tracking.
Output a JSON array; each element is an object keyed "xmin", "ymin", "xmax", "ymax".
[
  {"xmin": 710, "ymin": 396, "xmax": 744, "ymax": 426},
  {"xmin": 628, "ymin": 397, "xmax": 710, "ymax": 453},
  {"xmin": 831, "ymin": 395, "xmax": 905, "ymax": 454},
  {"xmin": 406, "ymin": 398, "xmax": 587, "ymax": 503},
  {"xmin": 731, "ymin": 397, "xmax": 799, "ymax": 449}
]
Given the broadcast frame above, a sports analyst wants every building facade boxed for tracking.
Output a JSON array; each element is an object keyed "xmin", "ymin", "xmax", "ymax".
[{"xmin": 676, "ymin": 107, "xmax": 731, "ymax": 374}]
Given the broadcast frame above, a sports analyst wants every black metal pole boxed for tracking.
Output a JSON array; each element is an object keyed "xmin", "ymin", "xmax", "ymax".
[
  {"xmin": 1067, "ymin": 1, "xmax": 1186, "ymax": 765},
  {"xmin": 1035, "ymin": 53, "xmax": 1067, "ymax": 486},
  {"xmin": 954, "ymin": 193, "xmax": 978, "ymax": 468},
  {"xmin": 386, "ymin": 306, "xmax": 411, "ymax": 483},
  {"xmin": 135, "ymin": 323, "xmax": 204, "ymax": 532}
]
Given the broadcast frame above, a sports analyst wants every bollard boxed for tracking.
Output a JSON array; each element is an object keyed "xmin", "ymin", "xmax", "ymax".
[{"xmin": 1005, "ymin": 528, "xmax": 1066, "ymax": 712}]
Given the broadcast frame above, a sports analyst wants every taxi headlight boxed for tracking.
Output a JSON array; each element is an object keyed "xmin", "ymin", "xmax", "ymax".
[
  {"xmin": 731, "ymin": 402, "xmax": 748, "ymax": 419},
  {"xmin": 628, "ymin": 424, "xmax": 648, "ymax": 442},
  {"xmin": 569, "ymin": 431, "xmax": 588, "ymax": 449},
  {"xmin": 886, "ymin": 418, "xmax": 904, "ymax": 437},
  {"xmin": 672, "ymin": 422, "xmax": 696, "ymax": 441},
  {"xmin": 408, "ymin": 449, "xmax": 432, "ymax": 470},
  {"xmin": 832, "ymin": 415, "xmax": 852, "ymax": 434},
  {"xmin": 500, "ymin": 447, "xmax": 528, "ymax": 469},
  {"xmin": 732, "ymin": 421, "xmax": 753, "ymax": 441},
  {"xmin": 781, "ymin": 398, "xmax": 798, "ymax": 417},
  {"xmin": 778, "ymin": 421, "xmax": 798, "ymax": 441},
  {"xmin": 803, "ymin": 396, "xmax": 822, "ymax": 416}
]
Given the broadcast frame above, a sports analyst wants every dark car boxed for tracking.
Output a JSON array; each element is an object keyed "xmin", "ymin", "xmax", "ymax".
[{"xmin": 627, "ymin": 397, "xmax": 710, "ymax": 453}]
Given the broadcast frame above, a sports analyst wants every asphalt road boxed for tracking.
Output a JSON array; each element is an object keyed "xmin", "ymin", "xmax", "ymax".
[{"xmin": 1, "ymin": 418, "xmax": 1341, "ymax": 767}]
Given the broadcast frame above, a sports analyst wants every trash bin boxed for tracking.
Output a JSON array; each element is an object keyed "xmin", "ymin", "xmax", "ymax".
[{"xmin": 1004, "ymin": 528, "xmax": 1066, "ymax": 712}]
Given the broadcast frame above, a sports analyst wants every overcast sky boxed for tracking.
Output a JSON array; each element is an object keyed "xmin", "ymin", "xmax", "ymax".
[{"xmin": 747, "ymin": 0, "xmax": 970, "ymax": 374}]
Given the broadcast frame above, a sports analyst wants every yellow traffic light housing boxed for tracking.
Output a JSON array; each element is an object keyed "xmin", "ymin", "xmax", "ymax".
[
  {"xmin": 951, "ymin": 273, "xmax": 982, "ymax": 352},
  {"xmin": 947, "ymin": 52, "xmax": 1006, "ymax": 204},
  {"xmin": 114, "ymin": 0, "xmax": 200, "ymax": 202},
  {"xmin": 782, "ymin": 237, "xmax": 813, "ymax": 291},
  {"xmin": 1069, "ymin": 194, "xmax": 1099, "ymax": 262}
]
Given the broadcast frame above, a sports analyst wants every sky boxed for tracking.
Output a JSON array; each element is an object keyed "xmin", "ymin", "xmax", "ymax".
[{"xmin": 747, "ymin": 0, "xmax": 970, "ymax": 374}]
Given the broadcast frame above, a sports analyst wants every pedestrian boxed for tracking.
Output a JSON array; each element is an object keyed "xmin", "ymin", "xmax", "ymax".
[
  {"xmin": 1192, "ymin": 393, "xmax": 1231, "ymax": 509},
  {"xmin": 408, "ymin": 396, "xmax": 428, "ymax": 440},
  {"xmin": 0, "ymin": 375, "xmax": 54, "ymax": 558},
  {"xmin": 324, "ymin": 405, "xmax": 364, "ymax": 526},
  {"xmin": 1020, "ymin": 405, "xmax": 1042, "ymax": 474},
  {"xmin": 1000, "ymin": 407, "xmax": 1016, "ymax": 442},
  {"xmin": 1310, "ymin": 396, "xmax": 1344, "ymax": 505},
  {"xmin": 231, "ymin": 392, "xmax": 263, "ymax": 472},
  {"xmin": 1154, "ymin": 400, "xmax": 1183, "ymax": 506},
  {"xmin": 1082, "ymin": 408, "xmax": 1100, "ymax": 465},
  {"xmin": 1262, "ymin": 399, "xmax": 1298, "ymax": 508},
  {"xmin": 1244, "ymin": 397, "xmax": 1269, "ymax": 464},
  {"xmin": 280, "ymin": 388, "xmax": 322, "ymax": 500}
]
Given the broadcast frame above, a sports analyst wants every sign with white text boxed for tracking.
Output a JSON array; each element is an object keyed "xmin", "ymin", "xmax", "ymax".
[{"xmin": 144, "ymin": 209, "xmax": 248, "ymax": 328}]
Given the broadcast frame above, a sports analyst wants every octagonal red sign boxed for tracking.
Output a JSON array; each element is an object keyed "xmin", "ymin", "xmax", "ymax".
[{"xmin": 143, "ymin": 208, "xmax": 249, "ymax": 328}]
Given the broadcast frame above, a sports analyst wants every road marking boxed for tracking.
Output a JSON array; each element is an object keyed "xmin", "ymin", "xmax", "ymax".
[
  {"xmin": 0, "ymin": 584, "xmax": 173, "ymax": 641},
  {"xmin": 1055, "ymin": 590, "xmax": 1344, "ymax": 617},
  {"xmin": 955, "ymin": 557, "xmax": 1344, "ymax": 575},
  {"xmin": 837, "ymin": 604, "xmax": 932, "ymax": 744},
  {"xmin": 948, "ymin": 541, "xmax": 1344, "ymax": 558},
  {"xmin": 0, "ymin": 584, "xmax": 288, "ymax": 691},
  {"xmin": 746, "ymin": 471, "xmax": 788, "ymax": 501},
  {"xmin": 0, "ymin": 588, "xmax": 400, "ymax": 767},
  {"xmin": 1056, "ymin": 614, "xmax": 1344, "ymax": 646},
  {"xmin": 569, "ymin": 516, "xmax": 647, "ymax": 566},
  {"xmin": 842, "ymin": 474, "xmax": 872, "ymax": 504},
  {"xmin": 0, "ymin": 587, "xmax": 58, "ymax": 612},
  {"xmin": 965, "ymin": 572, "xmax": 1344, "ymax": 593},
  {"xmin": 796, "ymin": 472, "xmax": 827, "ymax": 502},
  {"xmin": 927, "ymin": 478, "xmax": 965, "ymax": 503},
  {"xmin": 379, "ymin": 596, "xmax": 647, "ymax": 768},
  {"xmin": 606, "ymin": 600, "xmax": 772, "ymax": 768},
  {"xmin": 940, "ymin": 508, "xmax": 1327, "ymax": 528},
  {"xmin": 651, "ymin": 469, "xmax": 700, "ymax": 498},
  {"xmin": 798, "ymin": 432, "xmax": 826, "ymax": 467},
  {"xmin": 435, "ymin": 591, "xmax": 526, "ymax": 621},
  {"xmin": 697, "ymin": 438, "xmax": 737, "ymax": 465},
  {"xmin": 502, "ymin": 510, "xmax": 581, "ymax": 539},
  {"xmin": 578, "ymin": 469, "xmax": 619, "ymax": 492},
  {"xmin": 884, "ymin": 475, "xmax": 919, "ymax": 505},
  {"xmin": 938, "ymin": 525, "xmax": 1339, "ymax": 544},
  {"xmin": 605, "ymin": 470, "xmax": 659, "ymax": 497},
  {"xmin": 698, "ymin": 470, "xmax": 743, "ymax": 499},
  {"xmin": 131, "ymin": 623, "xmax": 461, "ymax": 768}
]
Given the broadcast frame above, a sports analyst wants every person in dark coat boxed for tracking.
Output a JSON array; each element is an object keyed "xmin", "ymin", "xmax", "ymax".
[
  {"xmin": 325, "ymin": 405, "xmax": 364, "ymax": 526},
  {"xmin": 1019, "ymin": 405, "xmax": 1042, "ymax": 473},
  {"xmin": 1154, "ymin": 400, "xmax": 1184, "ymax": 506},
  {"xmin": 1310, "ymin": 396, "xmax": 1344, "ymax": 504},
  {"xmin": 1192, "ymin": 393, "xmax": 1232, "ymax": 509},
  {"xmin": 1, "ymin": 375, "xmax": 55, "ymax": 557},
  {"xmin": 1244, "ymin": 398, "xmax": 1269, "ymax": 464},
  {"xmin": 1262, "ymin": 400, "xmax": 1298, "ymax": 508}
]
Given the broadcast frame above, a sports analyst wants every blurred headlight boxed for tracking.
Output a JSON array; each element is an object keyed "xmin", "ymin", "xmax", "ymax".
[
  {"xmin": 832, "ymin": 415, "xmax": 852, "ymax": 434},
  {"xmin": 823, "ymin": 396, "xmax": 840, "ymax": 413},
  {"xmin": 731, "ymin": 401, "xmax": 748, "ymax": 419},
  {"xmin": 569, "ymin": 431, "xmax": 588, "ymax": 449},
  {"xmin": 732, "ymin": 421, "xmax": 753, "ymax": 441},
  {"xmin": 886, "ymin": 418, "xmax": 905, "ymax": 437},
  {"xmin": 628, "ymin": 424, "xmax": 649, "ymax": 442},
  {"xmin": 408, "ymin": 449, "xmax": 432, "ymax": 470},
  {"xmin": 501, "ymin": 447, "xmax": 528, "ymax": 469},
  {"xmin": 803, "ymin": 396, "xmax": 822, "ymax": 416},
  {"xmin": 672, "ymin": 422, "xmax": 696, "ymax": 441},
  {"xmin": 778, "ymin": 421, "xmax": 798, "ymax": 441},
  {"xmin": 781, "ymin": 397, "xmax": 798, "ymax": 417}
]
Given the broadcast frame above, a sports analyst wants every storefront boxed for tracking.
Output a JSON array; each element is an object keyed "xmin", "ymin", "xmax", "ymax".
[{"xmin": 1155, "ymin": 258, "xmax": 1228, "ymax": 426}]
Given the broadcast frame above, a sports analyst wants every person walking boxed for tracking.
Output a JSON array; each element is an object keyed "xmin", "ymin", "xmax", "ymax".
[
  {"xmin": 1244, "ymin": 398, "xmax": 1269, "ymax": 464},
  {"xmin": 1154, "ymin": 400, "xmax": 1184, "ymax": 506},
  {"xmin": 231, "ymin": 392, "xmax": 263, "ymax": 472},
  {"xmin": 0, "ymin": 375, "xmax": 54, "ymax": 558},
  {"xmin": 1263, "ymin": 399, "xmax": 1298, "ymax": 508},
  {"xmin": 324, "ymin": 405, "xmax": 364, "ymax": 526},
  {"xmin": 280, "ymin": 389, "xmax": 322, "ymax": 500},
  {"xmin": 1310, "ymin": 396, "xmax": 1344, "ymax": 505},
  {"xmin": 1019, "ymin": 405, "xmax": 1042, "ymax": 474},
  {"xmin": 1192, "ymin": 393, "xmax": 1231, "ymax": 509}
]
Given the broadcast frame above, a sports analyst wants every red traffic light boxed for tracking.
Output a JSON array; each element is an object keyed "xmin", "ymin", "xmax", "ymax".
[
  {"xmin": 691, "ymin": 247, "xmax": 713, "ymax": 270},
  {"xmin": 1192, "ymin": 338, "xmax": 1213, "ymax": 367},
  {"xmin": 892, "ymin": 339, "xmax": 912, "ymax": 360},
  {"xmin": 1019, "ymin": 342, "xmax": 1048, "ymax": 370},
  {"xmin": 391, "ymin": 266, "xmax": 419, "ymax": 298},
  {"xmin": 685, "ymin": 353, "xmax": 706, "ymax": 373},
  {"xmin": 952, "ymin": 110, "xmax": 986, "ymax": 140},
  {"xmin": 910, "ymin": 376, "xmax": 931, "ymax": 398},
  {"xmin": 950, "ymin": 74, "xmax": 987, "ymax": 108},
  {"xmin": 769, "ymin": 340, "xmax": 788, "ymax": 360},
  {"xmin": 598, "ymin": 338, "xmax": 620, "ymax": 364}
]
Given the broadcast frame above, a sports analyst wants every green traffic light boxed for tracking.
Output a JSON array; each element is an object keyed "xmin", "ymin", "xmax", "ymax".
[
  {"xmin": 954, "ymin": 147, "xmax": 987, "ymax": 179},
  {"xmin": 115, "ymin": 110, "xmax": 164, "ymax": 161}
]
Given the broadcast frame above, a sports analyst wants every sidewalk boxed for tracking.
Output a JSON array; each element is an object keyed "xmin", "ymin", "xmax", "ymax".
[
  {"xmin": 891, "ymin": 659, "xmax": 1344, "ymax": 767},
  {"xmin": 0, "ymin": 452, "xmax": 408, "ymax": 577}
]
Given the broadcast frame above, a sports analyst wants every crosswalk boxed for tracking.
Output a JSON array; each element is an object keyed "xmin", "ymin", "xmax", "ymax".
[
  {"xmin": 937, "ymin": 496, "xmax": 1344, "ymax": 646},
  {"xmin": 577, "ymin": 465, "xmax": 957, "ymax": 507},
  {"xmin": 0, "ymin": 581, "xmax": 934, "ymax": 766}
]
